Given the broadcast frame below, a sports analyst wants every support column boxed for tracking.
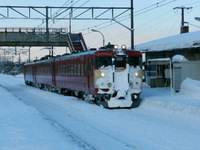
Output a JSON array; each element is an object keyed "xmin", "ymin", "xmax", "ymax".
[{"xmin": 46, "ymin": 6, "xmax": 49, "ymax": 41}]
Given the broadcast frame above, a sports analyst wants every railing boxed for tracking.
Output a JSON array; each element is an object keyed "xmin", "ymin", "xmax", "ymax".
[{"xmin": 0, "ymin": 27, "xmax": 68, "ymax": 33}]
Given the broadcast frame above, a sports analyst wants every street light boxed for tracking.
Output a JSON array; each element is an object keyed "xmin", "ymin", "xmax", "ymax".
[
  {"xmin": 91, "ymin": 29, "xmax": 105, "ymax": 47},
  {"xmin": 195, "ymin": 17, "xmax": 200, "ymax": 22}
]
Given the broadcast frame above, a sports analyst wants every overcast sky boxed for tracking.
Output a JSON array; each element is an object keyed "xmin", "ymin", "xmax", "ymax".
[{"xmin": 0, "ymin": 0, "xmax": 200, "ymax": 60}]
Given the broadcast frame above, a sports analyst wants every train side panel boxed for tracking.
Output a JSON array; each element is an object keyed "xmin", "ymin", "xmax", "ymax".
[
  {"xmin": 55, "ymin": 54, "xmax": 94, "ymax": 94},
  {"xmin": 24, "ymin": 63, "xmax": 35, "ymax": 85},
  {"xmin": 35, "ymin": 60, "xmax": 54, "ymax": 87}
]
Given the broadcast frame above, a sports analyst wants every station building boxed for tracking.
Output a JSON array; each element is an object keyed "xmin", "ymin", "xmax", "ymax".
[{"xmin": 135, "ymin": 31, "xmax": 200, "ymax": 91}]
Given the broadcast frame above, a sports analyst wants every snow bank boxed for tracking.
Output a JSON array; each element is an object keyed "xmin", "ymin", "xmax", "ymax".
[
  {"xmin": 172, "ymin": 55, "xmax": 188, "ymax": 63},
  {"xmin": 180, "ymin": 78, "xmax": 200, "ymax": 99},
  {"xmin": 141, "ymin": 81, "xmax": 200, "ymax": 116}
]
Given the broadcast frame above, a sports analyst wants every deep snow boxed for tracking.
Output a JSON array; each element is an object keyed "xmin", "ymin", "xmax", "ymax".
[
  {"xmin": 0, "ymin": 74, "xmax": 200, "ymax": 150},
  {"xmin": 135, "ymin": 30, "xmax": 200, "ymax": 52},
  {"xmin": 0, "ymin": 78, "xmax": 92, "ymax": 150}
]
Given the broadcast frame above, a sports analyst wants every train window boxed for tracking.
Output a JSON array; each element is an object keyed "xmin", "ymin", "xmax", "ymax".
[
  {"xmin": 81, "ymin": 63, "xmax": 84, "ymax": 75},
  {"xmin": 93, "ymin": 57, "xmax": 112, "ymax": 67},
  {"xmin": 61, "ymin": 66, "xmax": 63, "ymax": 75},
  {"xmin": 56, "ymin": 66, "xmax": 58, "ymax": 74},
  {"xmin": 65, "ymin": 65, "xmax": 67, "ymax": 75},
  {"xmin": 50, "ymin": 66, "xmax": 52, "ymax": 73},
  {"xmin": 67, "ymin": 64, "xmax": 70, "ymax": 75},
  {"xmin": 61, "ymin": 65, "xmax": 63, "ymax": 75},
  {"xmin": 71, "ymin": 64, "xmax": 74, "ymax": 75},
  {"xmin": 77, "ymin": 64, "xmax": 80, "ymax": 76},
  {"xmin": 115, "ymin": 56, "xmax": 126, "ymax": 67},
  {"xmin": 128, "ymin": 56, "xmax": 142, "ymax": 67},
  {"xmin": 63, "ymin": 65, "xmax": 66, "ymax": 75},
  {"xmin": 74, "ymin": 64, "xmax": 77, "ymax": 75},
  {"xmin": 59, "ymin": 66, "xmax": 62, "ymax": 75}
]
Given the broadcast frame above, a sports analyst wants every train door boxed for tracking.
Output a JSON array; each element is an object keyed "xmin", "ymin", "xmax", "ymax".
[
  {"xmin": 114, "ymin": 55, "xmax": 129, "ymax": 98},
  {"xmin": 86, "ymin": 56, "xmax": 91, "ymax": 93},
  {"xmin": 85, "ymin": 54, "xmax": 95, "ymax": 94}
]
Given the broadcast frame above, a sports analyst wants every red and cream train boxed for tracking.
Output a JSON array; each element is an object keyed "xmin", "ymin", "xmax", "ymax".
[{"xmin": 24, "ymin": 45, "xmax": 142, "ymax": 108}]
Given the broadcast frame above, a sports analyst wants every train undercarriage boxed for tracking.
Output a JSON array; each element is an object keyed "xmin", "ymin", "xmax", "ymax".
[{"xmin": 25, "ymin": 81, "xmax": 140, "ymax": 108}]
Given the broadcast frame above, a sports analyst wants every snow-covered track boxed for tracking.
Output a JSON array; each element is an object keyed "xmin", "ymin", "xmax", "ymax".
[{"xmin": 1, "ymin": 74, "xmax": 200, "ymax": 150}]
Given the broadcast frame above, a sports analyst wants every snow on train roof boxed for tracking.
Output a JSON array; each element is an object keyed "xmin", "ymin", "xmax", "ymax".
[{"xmin": 135, "ymin": 31, "xmax": 200, "ymax": 52}]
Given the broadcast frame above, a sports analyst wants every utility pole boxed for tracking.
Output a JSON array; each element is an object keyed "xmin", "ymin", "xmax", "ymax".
[
  {"xmin": 173, "ymin": 6, "xmax": 192, "ymax": 27},
  {"xmin": 131, "ymin": 0, "xmax": 134, "ymax": 49},
  {"xmin": 46, "ymin": 6, "xmax": 49, "ymax": 41},
  {"xmin": 69, "ymin": 0, "xmax": 73, "ymax": 33}
]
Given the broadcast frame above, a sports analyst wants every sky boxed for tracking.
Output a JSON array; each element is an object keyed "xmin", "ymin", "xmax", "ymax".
[{"xmin": 0, "ymin": 0, "xmax": 200, "ymax": 61}]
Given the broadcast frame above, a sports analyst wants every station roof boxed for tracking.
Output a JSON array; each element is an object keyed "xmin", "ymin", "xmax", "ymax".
[{"xmin": 135, "ymin": 31, "xmax": 200, "ymax": 52}]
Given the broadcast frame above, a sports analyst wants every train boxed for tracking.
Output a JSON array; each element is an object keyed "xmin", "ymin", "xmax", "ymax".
[{"xmin": 24, "ymin": 44, "xmax": 142, "ymax": 108}]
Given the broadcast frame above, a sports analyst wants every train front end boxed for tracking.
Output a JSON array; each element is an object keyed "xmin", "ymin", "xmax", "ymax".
[{"xmin": 93, "ymin": 45, "xmax": 142, "ymax": 108}]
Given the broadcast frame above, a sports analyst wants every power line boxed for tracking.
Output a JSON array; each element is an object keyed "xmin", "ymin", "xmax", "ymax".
[
  {"xmin": 51, "ymin": 0, "xmax": 71, "ymax": 17},
  {"xmin": 189, "ymin": 22, "xmax": 200, "ymax": 28},
  {"xmin": 184, "ymin": 0, "xmax": 200, "ymax": 6},
  {"xmin": 50, "ymin": 0, "xmax": 90, "ymax": 28},
  {"xmin": 73, "ymin": 0, "xmax": 177, "ymax": 36},
  {"xmin": 37, "ymin": 0, "xmax": 82, "ymax": 28},
  {"xmin": 135, "ymin": 0, "xmax": 177, "ymax": 17}
]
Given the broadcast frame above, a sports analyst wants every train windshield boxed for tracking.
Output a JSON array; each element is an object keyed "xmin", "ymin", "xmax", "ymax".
[
  {"xmin": 128, "ymin": 56, "xmax": 142, "ymax": 67},
  {"xmin": 93, "ymin": 56, "xmax": 112, "ymax": 67},
  {"xmin": 115, "ymin": 56, "xmax": 126, "ymax": 67}
]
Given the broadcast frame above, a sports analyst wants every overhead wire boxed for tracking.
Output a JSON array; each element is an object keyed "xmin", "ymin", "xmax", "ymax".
[
  {"xmin": 78, "ymin": 0, "xmax": 178, "ymax": 45},
  {"xmin": 189, "ymin": 23, "xmax": 200, "ymax": 28},
  {"xmin": 73, "ymin": 0, "xmax": 177, "ymax": 35},
  {"xmin": 37, "ymin": 0, "xmax": 86, "ymax": 28},
  {"xmin": 49, "ymin": 0, "xmax": 90, "ymax": 28},
  {"xmin": 35, "ymin": 0, "xmax": 178, "ymax": 46},
  {"xmin": 166, "ymin": 15, "xmax": 181, "ymax": 35},
  {"xmin": 174, "ymin": 0, "xmax": 200, "ymax": 31},
  {"xmin": 134, "ymin": 0, "xmax": 177, "ymax": 17},
  {"xmin": 35, "ymin": 0, "xmax": 177, "ymax": 33}
]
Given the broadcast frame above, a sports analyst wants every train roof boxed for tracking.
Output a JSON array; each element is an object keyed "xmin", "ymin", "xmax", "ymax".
[
  {"xmin": 55, "ymin": 50, "xmax": 96, "ymax": 60},
  {"xmin": 25, "ymin": 48, "xmax": 142, "ymax": 65}
]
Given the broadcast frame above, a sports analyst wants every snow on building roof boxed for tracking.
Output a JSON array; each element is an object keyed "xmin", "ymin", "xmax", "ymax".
[{"xmin": 135, "ymin": 31, "xmax": 200, "ymax": 52}]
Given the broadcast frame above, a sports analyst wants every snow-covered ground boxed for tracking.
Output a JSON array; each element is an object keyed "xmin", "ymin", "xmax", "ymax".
[{"xmin": 0, "ymin": 74, "xmax": 200, "ymax": 150}]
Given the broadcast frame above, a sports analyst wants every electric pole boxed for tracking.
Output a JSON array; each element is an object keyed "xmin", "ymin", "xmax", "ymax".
[
  {"xmin": 131, "ymin": 0, "xmax": 134, "ymax": 49},
  {"xmin": 173, "ymin": 6, "xmax": 192, "ymax": 27},
  {"xmin": 46, "ymin": 6, "xmax": 49, "ymax": 41}
]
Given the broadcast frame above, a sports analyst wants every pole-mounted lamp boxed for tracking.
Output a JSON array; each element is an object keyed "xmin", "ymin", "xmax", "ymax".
[{"xmin": 91, "ymin": 29, "xmax": 105, "ymax": 47}]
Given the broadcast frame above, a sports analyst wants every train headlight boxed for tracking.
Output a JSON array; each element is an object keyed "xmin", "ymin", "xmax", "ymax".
[
  {"xmin": 121, "ymin": 44, "xmax": 126, "ymax": 50},
  {"xmin": 135, "ymin": 71, "xmax": 139, "ymax": 77},
  {"xmin": 101, "ymin": 72, "xmax": 106, "ymax": 77},
  {"xmin": 114, "ymin": 45, "xmax": 118, "ymax": 50}
]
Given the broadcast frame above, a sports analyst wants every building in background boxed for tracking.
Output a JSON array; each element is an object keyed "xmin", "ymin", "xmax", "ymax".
[{"xmin": 136, "ymin": 31, "xmax": 200, "ymax": 91}]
